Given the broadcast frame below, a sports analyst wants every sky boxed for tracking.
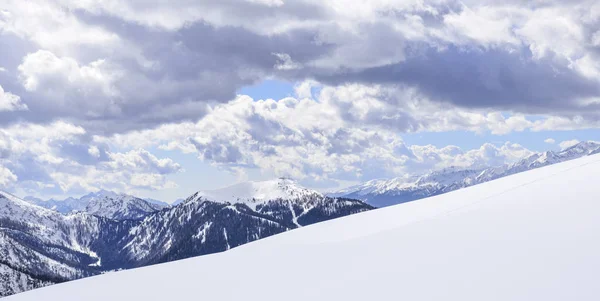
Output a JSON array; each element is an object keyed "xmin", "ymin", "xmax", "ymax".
[{"xmin": 0, "ymin": 0, "xmax": 599, "ymax": 203}]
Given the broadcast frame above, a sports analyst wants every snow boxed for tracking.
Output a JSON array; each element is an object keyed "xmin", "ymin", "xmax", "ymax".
[
  {"xmin": 193, "ymin": 178, "xmax": 322, "ymax": 209},
  {"xmin": 6, "ymin": 153, "xmax": 600, "ymax": 301},
  {"xmin": 223, "ymin": 228, "xmax": 230, "ymax": 250},
  {"xmin": 288, "ymin": 201, "xmax": 301, "ymax": 227}
]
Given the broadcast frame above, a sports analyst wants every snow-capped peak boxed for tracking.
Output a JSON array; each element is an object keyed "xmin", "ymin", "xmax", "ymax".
[
  {"xmin": 21, "ymin": 189, "xmax": 163, "ymax": 220},
  {"xmin": 80, "ymin": 189, "xmax": 121, "ymax": 202},
  {"xmin": 561, "ymin": 141, "xmax": 600, "ymax": 156},
  {"xmin": 84, "ymin": 191, "xmax": 162, "ymax": 220},
  {"xmin": 0, "ymin": 190, "xmax": 57, "ymax": 217},
  {"xmin": 190, "ymin": 178, "xmax": 322, "ymax": 209}
]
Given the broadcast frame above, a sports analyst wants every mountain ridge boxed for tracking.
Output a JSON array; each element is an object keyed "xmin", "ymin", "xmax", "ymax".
[
  {"xmin": 0, "ymin": 181, "xmax": 373, "ymax": 297},
  {"xmin": 8, "ymin": 152, "xmax": 600, "ymax": 301},
  {"xmin": 23, "ymin": 190, "xmax": 166, "ymax": 220},
  {"xmin": 331, "ymin": 141, "xmax": 600, "ymax": 207}
]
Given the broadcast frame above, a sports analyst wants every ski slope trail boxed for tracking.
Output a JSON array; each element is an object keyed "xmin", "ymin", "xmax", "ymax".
[{"xmin": 8, "ymin": 154, "xmax": 600, "ymax": 301}]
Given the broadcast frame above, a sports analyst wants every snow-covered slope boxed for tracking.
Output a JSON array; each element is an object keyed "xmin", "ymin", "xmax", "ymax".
[
  {"xmin": 335, "ymin": 141, "xmax": 600, "ymax": 207},
  {"xmin": 9, "ymin": 153, "xmax": 600, "ymax": 301}
]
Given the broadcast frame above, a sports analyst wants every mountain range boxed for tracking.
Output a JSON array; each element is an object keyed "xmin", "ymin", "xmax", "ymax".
[
  {"xmin": 23, "ymin": 191, "xmax": 167, "ymax": 220},
  {"xmin": 2, "ymin": 141, "xmax": 599, "ymax": 298},
  {"xmin": 330, "ymin": 141, "xmax": 600, "ymax": 207},
  {"xmin": 0, "ymin": 178, "xmax": 373, "ymax": 297},
  {"xmin": 8, "ymin": 149, "xmax": 600, "ymax": 301}
]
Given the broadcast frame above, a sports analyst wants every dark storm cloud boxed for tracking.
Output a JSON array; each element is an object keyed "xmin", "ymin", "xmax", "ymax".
[
  {"xmin": 57, "ymin": 141, "xmax": 110, "ymax": 166},
  {"xmin": 2, "ymin": 0, "xmax": 600, "ymax": 136},
  {"xmin": 0, "ymin": 10, "xmax": 333, "ymax": 135},
  {"xmin": 312, "ymin": 44, "xmax": 600, "ymax": 115}
]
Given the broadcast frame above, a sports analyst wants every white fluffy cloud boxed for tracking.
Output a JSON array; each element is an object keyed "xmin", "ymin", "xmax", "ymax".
[
  {"xmin": 408, "ymin": 142, "xmax": 534, "ymax": 172},
  {"xmin": 19, "ymin": 50, "xmax": 119, "ymax": 95},
  {"xmin": 18, "ymin": 50, "xmax": 122, "ymax": 115},
  {"xmin": 1, "ymin": 0, "xmax": 600, "ymax": 135},
  {"xmin": 0, "ymin": 0, "xmax": 120, "ymax": 55},
  {"xmin": 544, "ymin": 138, "xmax": 556, "ymax": 144},
  {"xmin": 0, "ymin": 165, "xmax": 17, "ymax": 187},
  {"xmin": 1, "ymin": 78, "xmax": 594, "ymax": 195},
  {"xmin": 95, "ymin": 84, "xmax": 541, "ymax": 184},
  {"xmin": 106, "ymin": 149, "xmax": 182, "ymax": 175},
  {"xmin": 1, "ymin": 0, "xmax": 599, "ymax": 197},
  {"xmin": 559, "ymin": 139, "xmax": 581, "ymax": 150},
  {"xmin": 0, "ymin": 84, "xmax": 27, "ymax": 112},
  {"xmin": 0, "ymin": 121, "xmax": 181, "ymax": 196}
]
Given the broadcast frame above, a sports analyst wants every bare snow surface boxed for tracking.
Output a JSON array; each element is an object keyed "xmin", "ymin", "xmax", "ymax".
[{"xmin": 7, "ymin": 154, "xmax": 600, "ymax": 301}]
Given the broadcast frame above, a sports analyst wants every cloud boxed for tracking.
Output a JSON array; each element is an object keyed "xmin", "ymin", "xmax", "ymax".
[
  {"xmin": 0, "ymin": 84, "xmax": 27, "ymax": 111},
  {"xmin": 1, "ymin": 0, "xmax": 600, "ymax": 196},
  {"xmin": 129, "ymin": 173, "xmax": 177, "ymax": 190},
  {"xmin": 559, "ymin": 139, "xmax": 580, "ymax": 150},
  {"xmin": 544, "ymin": 138, "xmax": 556, "ymax": 144},
  {"xmin": 95, "ymin": 86, "xmax": 540, "ymax": 183},
  {"xmin": 1, "ymin": 0, "xmax": 600, "ymax": 136},
  {"xmin": 106, "ymin": 149, "xmax": 182, "ymax": 175},
  {"xmin": 316, "ymin": 45, "xmax": 600, "ymax": 117},
  {"xmin": 0, "ymin": 165, "xmax": 17, "ymax": 187},
  {"xmin": 17, "ymin": 50, "xmax": 121, "ymax": 116},
  {"xmin": 408, "ymin": 142, "xmax": 534, "ymax": 171},
  {"xmin": 273, "ymin": 53, "xmax": 302, "ymax": 70},
  {"xmin": 0, "ymin": 121, "xmax": 182, "ymax": 195}
]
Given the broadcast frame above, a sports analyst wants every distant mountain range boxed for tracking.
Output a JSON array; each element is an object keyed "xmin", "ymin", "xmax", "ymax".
[
  {"xmin": 330, "ymin": 141, "xmax": 600, "ymax": 207},
  {"xmin": 24, "ymin": 190, "xmax": 167, "ymax": 220},
  {"xmin": 0, "ymin": 179, "xmax": 373, "ymax": 297}
]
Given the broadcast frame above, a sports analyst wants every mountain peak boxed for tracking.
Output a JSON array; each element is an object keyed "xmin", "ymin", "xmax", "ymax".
[
  {"xmin": 1, "ymin": 190, "xmax": 38, "ymax": 208},
  {"xmin": 562, "ymin": 141, "xmax": 600, "ymax": 154},
  {"xmin": 83, "ymin": 189, "xmax": 121, "ymax": 200},
  {"xmin": 20, "ymin": 189, "xmax": 163, "ymax": 220},
  {"xmin": 191, "ymin": 178, "xmax": 322, "ymax": 209}
]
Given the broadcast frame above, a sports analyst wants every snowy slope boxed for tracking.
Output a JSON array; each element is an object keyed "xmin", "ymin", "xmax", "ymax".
[
  {"xmin": 334, "ymin": 141, "xmax": 600, "ymax": 207},
  {"xmin": 8, "ymin": 153, "xmax": 600, "ymax": 301}
]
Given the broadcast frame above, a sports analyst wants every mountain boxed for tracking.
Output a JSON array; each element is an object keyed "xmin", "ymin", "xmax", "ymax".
[
  {"xmin": 333, "ymin": 141, "xmax": 600, "ymax": 207},
  {"xmin": 171, "ymin": 198, "xmax": 185, "ymax": 206},
  {"xmin": 22, "ymin": 196, "xmax": 87, "ymax": 214},
  {"xmin": 143, "ymin": 198, "xmax": 171, "ymax": 208},
  {"xmin": 0, "ymin": 179, "xmax": 372, "ymax": 297},
  {"xmin": 23, "ymin": 190, "xmax": 165, "ymax": 220},
  {"xmin": 0, "ymin": 190, "xmax": 135, "ymax": 297},
  {"xmin": 8, "ymin": 152, "xmax": 600, "ymax": 301},
  {"xmin": 115, "ymin": 178, "xmax": 373, "ymax": 267},
  {"xmin": 83, "ymin": 191, "xmax": 164, "ymax": 220}
]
